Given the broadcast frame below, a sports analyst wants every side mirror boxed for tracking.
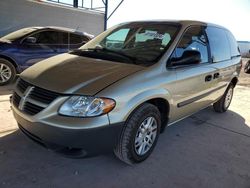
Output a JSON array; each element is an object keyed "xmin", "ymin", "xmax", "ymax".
[
  {"xmin": 171, "ymin": 50, "xmax": 201, "ymax": 66},
  {"xmin": 24, "ymin": 37, "xmax": 37, "ymax": 44},
  {"xmin": 244, "ymin": 60, "xmax": 250, "ymax": 74}
]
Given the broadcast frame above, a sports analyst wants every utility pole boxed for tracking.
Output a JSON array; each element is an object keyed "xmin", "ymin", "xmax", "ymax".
[
  {"xmin": 103, "ymin": 0, "xmax": 124, "ymax": 31},
  {"xmin": 73, "ymin": 0, "xmax": 78, "ymax": 8},
  {"xmin": 104, "ymin": 0, "xmax": 108, "ymax": 31}
]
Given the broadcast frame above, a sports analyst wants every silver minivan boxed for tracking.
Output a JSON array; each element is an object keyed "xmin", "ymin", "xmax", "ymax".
[{"xmin": 11, "ymin": 20, "xmax": 242, "ymax": 164}]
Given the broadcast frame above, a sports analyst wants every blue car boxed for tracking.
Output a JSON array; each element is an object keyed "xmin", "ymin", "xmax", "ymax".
[{"xmin": 0, "ymin": 26, "xmax": 93, "ymax": 85}]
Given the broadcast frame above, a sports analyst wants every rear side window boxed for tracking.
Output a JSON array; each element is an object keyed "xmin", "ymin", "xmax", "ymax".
[
  {"xmin": 61, "ymin": 32, "xmax": 69, "ymax": 44},
  {"xmin": 60, "ymin": 33, "xmax": 88, "ymax": 45},
  {"xmin": 226, "ymin": 31, "xmax": 240, "ymax": 57},
  {"xmin": 80, "ymin": 35, "xmax": 90, "ymax": 44},
  {"xmin": 70, "ymin": 34, "xmax": 86, "ymax": 44},
  {"xmin": 30, "ymin": 31, "xmax": 61, "ymax": 44},
  {"xmin": 205, "ymin": 27, "xmax": 231, "ymax": 62}
]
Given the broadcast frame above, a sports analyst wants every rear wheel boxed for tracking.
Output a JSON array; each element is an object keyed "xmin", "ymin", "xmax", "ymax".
[
  {"xmin": 0, "ymin": 58, "xmax": 16, "ymax": 86},
  {"xmin": 114, "ymin": 103, "xmax": 161, "ymax": 164},
  {"xmin": 213, "ymin": 84, "xmax": 234, "ymax": 113}
]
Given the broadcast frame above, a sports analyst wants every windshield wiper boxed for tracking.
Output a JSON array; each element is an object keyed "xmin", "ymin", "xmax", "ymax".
[
  {"xmin": 84, "ymin": 47, "xmax": 139, "ymax": 64},
  {"xmin": 70, "ymin": 48, "xmax": 151, "ymax": 66}
]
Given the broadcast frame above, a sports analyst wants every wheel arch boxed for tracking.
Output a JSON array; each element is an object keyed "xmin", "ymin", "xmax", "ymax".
[
  {"xmin": 0, "ymin": 55, "xmax": 19, "ymax": 72},
  {"xmin": 145, "ymin": 98, "xmax": 170, "ymax": 132},
  {"xmin": 123, "ymin": 94, "xmax": 171, "ymax": 133},
  {"xmin": 230, "ymin": 77, "xmax": 238, "ymax": 88}
]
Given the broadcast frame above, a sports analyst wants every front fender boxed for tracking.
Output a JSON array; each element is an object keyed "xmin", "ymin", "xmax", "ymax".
[
  {"xmin": 108, "ymin": 88, "xmax": 173, "ymax": 124},
  {"xmin": 0, "ymin": 53, "xmax": 21, "ymax": 73}
]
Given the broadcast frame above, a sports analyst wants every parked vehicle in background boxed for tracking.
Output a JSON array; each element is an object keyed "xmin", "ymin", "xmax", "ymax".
[
  {"xmin": 0, "ymin": 26, "xmax": 93, "ymax": 85},
  {"xmin": 245, "ymin": 60, "xmax": 250, "ymax": 73},
  {"xmin": 238, "ymin": 41, "xmax": 250, "ymax": 58},
  {"xmin": 11, "ymin": 20, "xmax": 241, "ymax": 164}
]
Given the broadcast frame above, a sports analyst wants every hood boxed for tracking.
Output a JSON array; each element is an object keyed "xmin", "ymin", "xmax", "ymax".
[
  {"xmin": 0, "ymin": 39, "xmax": 12, "ymax": 44},
  {"xmin": 20, "ymin": 53, "xmax": 144, "ymax": 95}
]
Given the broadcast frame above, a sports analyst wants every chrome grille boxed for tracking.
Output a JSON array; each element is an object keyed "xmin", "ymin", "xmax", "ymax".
[
  {"xmin": 17, "ymin": 78, "xmax": 30, "ymax": 93},
  {"xmin": 29, "ymin": 87, "xmax": 59, "ymax": 104},
  {"xmin": 23, "ymin": 101, "xmax": 45, "ymax": 115},
  {"xmin": 12, "ymin": 92, "xmax": 21, "ymax": 107},
  {"xmin": 12, "ymin": 79, "xmax": 60, "ymax": 115}
]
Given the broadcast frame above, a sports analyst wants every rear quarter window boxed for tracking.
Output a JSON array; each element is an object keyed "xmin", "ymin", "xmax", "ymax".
[
  {"xmin": 226, "ymin": 31, "xmax": 240, "ymax": 57},
  {"xmin": 205, "ymin": 27, "xmax": 231, "ymax": 62},
  {"xmin": 30, "ymin": 31, "xmax": 61, "ymax": 44},
  {"xmin": 70, "ymin": 34, "xmax": 87, "ymax": 44}
]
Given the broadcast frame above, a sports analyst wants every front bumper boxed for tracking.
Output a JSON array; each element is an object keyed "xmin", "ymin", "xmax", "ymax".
[{"xmin": 12, "ymin": 107, "xmax": 124, "ymax": 156}]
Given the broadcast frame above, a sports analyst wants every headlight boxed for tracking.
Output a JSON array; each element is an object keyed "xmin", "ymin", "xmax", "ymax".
[{"xmin": 59, "ymin": 96, "xmax": 116, "ymax": 117}]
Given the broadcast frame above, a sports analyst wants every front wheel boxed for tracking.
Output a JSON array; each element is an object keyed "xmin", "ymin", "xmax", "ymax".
[
  {"xmin": 0, "ymin": 58, "xmax": 16, "ymax": 86},
  {"xmin": 114, "ymin": 103, "xmax": 161, "ymax": 164},
  {"xmin": 213, "ymin": 84, "xmax": 234, "ymax": 113}
]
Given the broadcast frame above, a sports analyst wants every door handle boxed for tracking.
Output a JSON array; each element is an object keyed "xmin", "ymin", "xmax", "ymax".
[
  {"xmin": 205, "ymin": 75, "xmax": 212, "ymax": 82},
  {"xmin": 213, "ymin": 72, "xmax": 220, "ymax": 79}
]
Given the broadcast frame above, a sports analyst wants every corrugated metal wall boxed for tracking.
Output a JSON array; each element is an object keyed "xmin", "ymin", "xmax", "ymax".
[{"xmin": 0, "ymin": 0, "xmax": 104, "ymax": 37}]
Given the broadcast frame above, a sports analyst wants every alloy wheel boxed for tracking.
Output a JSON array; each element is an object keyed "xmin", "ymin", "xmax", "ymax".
[
  {"xmin": 224, "ymin": 87, "xmax": 233, "ymax": 109},
  {"xmin": 134, "ymin": 116, "xmax": 158, "ymax": 156},
  {"xmin": 0, "ymin": 63, "xmax": 12, "ymax": 83}
]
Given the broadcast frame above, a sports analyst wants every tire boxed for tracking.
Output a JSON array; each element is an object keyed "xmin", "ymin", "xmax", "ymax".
[
  {"xmin": 213, "ymin": 84, "xmax": 234, "ymax": 113},
  {"xmin": 114, "ymin": 103, "xmax": 161, "ymax": 164},
  {"xmin": 0, "ymin": 58, "xmax": 16, "ymax": 86}
]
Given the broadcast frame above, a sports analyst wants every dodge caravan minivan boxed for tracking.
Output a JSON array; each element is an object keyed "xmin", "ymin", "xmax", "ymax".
[{"xmin": 11, "ymin": 20, "xmax": 241, "ymax": 164}]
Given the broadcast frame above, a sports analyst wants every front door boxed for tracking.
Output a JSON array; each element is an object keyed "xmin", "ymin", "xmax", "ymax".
[
  {"xmin": 168, "ymin": 26, "xmax": 218, "ymax": 123},
  {"xmin": 18, "ymin": 30, "xmax": 63, "ymax": 70}
]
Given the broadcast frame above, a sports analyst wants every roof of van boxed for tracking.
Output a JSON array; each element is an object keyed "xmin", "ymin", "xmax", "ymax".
[
  {"xmin": 238, "ymin": 41, "xmax": 250, "ymax": 44},
  {"xmin": 124, "ymin": 20, "xmax": 227, "ymax": 29}
]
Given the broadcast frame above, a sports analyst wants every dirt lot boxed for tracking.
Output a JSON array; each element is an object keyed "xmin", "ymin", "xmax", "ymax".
[{"xmin": 0, "ymin": 60, "xmax": 249, "ymax": 188}]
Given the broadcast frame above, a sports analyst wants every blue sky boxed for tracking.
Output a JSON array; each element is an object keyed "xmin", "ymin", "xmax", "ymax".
[{"xmin": 50, "ymin": 0, "xmax": 250, "ymax": 41}]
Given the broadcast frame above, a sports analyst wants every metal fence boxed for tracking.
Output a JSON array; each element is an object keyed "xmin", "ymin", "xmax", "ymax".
[
  {"xmin": 46, "ymin": 0, "xmax": 105, "ymax": 13},
  {"xmin": 44, "ymin": 0, "xmax": 124, "ymax": 30}
]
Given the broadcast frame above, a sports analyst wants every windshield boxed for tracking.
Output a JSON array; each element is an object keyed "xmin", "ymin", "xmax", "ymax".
[
  {"xmin": 78, "ymin": 22, "xmax": 180, "ymax": 65},
  {"xmin": 0, "ymin": 28, "xmax": 37, "ymax": 42}
]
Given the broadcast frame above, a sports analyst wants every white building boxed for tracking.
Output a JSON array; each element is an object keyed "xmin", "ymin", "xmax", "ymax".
[{"xmin": 0, "ymin": 0, "xmax": 105, "ymax": 37}]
